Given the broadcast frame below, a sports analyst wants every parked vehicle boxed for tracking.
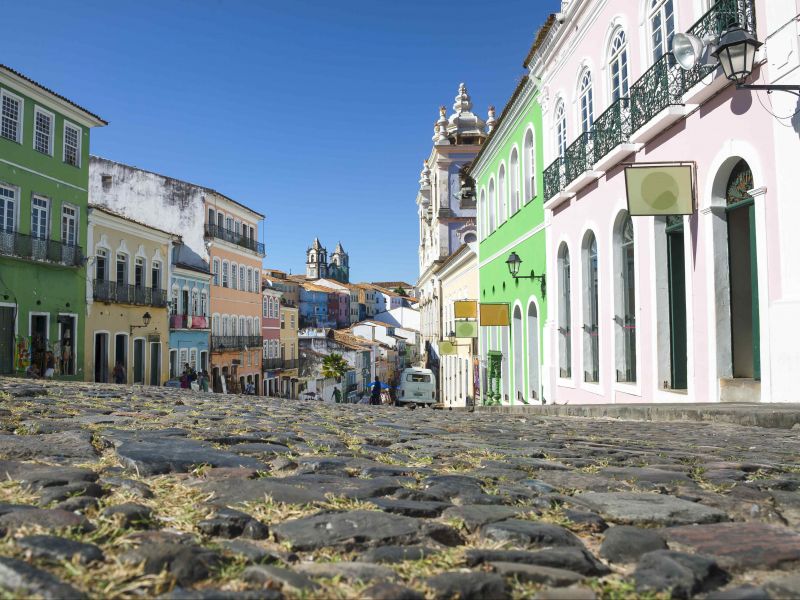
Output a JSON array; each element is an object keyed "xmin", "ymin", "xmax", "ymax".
[{"xmin": 396, "ymin": 367, "xmax": 436, "ymax": 406}]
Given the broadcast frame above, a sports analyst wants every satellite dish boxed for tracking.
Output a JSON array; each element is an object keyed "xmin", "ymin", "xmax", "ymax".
[{"xmin": 672, "ymin": 33, "xmax": 705, "ymax": 70}]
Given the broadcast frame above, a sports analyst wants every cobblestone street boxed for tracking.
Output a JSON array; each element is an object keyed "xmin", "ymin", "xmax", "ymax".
[{"xmin": 0, "ymin": 378, "xmax": 799, "ymax": 598}]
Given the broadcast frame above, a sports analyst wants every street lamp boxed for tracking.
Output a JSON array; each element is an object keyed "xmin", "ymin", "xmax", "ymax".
[
  {"xmin": 505, "ymin": 252, "xmax": 546, "ymax": 298},
  {"xmin": 130, "ymin": 311, "xmax": 152, "ymax": 335}
]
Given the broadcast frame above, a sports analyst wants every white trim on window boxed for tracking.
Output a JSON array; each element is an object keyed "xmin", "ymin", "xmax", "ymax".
[
  {"xmin": 0, "ymin": 89, "xmax": 23, "ymax": 144},
  {"xmin": 63, "ymin": 121, "xmax": 82, "ymax": 167},
  {"xmin": 33, "ymin": 106, "xmax": 54, "ymax": 156}
]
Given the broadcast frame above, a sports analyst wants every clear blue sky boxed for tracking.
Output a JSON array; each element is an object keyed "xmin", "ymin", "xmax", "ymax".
[{"xmin": 5, "ymin": 0, "xmax": 558, "ymax": 284}]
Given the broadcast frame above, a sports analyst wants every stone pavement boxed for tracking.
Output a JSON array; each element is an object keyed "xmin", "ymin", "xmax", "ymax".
[{"xmin": 0, "ymin": 378, "xmax": 799, "ymax": 599}]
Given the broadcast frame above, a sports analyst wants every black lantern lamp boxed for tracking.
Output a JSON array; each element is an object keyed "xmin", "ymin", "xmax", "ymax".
[
  {"xmin": 130, "ymin": 311, "xmax": 152, "ymax": 335},
  {"xmin": 712, "ymin": 27, "xmax": 762, "ymax": 85},
  {"xmin": 506, "ymin": 252, "xmax": 546, "ymax": 298}
]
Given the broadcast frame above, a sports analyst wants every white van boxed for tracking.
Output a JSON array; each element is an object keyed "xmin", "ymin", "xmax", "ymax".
[{"xmin": 396, "ymin": 367, "xmax": 437, "ymax": 406}]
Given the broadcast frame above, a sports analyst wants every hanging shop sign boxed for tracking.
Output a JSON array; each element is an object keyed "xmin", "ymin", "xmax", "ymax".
[
  {"xmin": 625, "ymin": 164, "xmax": 694, "ymax": 216},
  {"xmin": 439, "ymin": 341, "xmax": 457, "ymax": 356},
  {"xmin": 454, "ymin": 300, "xmax": 478, "ymax": 319},
  {"xmin": 455, "ymin": 320, "xmax": 479, "ymax": 339},
  {"xmin": 479, "ymin": 303, "xmax": 510, "ymax": 326}
]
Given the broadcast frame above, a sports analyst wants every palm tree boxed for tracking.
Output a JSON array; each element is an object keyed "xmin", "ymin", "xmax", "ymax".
[{"xmin": 321, "ymin": 353, "xmax": 350, "ymax": 403}]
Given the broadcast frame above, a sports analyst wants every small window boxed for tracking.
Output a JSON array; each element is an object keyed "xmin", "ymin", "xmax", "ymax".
[
  {"xmin": 63, "ymin": 123, "xmax": 82, "ymax": 167},
  {"xmin": 95, "ymin": 248, "xmax": 107, "ymax": 281},
  {"xmin": 0, "ymin": 91, "xmax": 22, "ymax": 143},
  {"xmin": 0, "ymin": 186, "xmax": 16, "ymax": 232},
  {"xmin": 579, "ymin": 70, "xmax": 594, "ymax": 134},
  {"xmin": 407, "ymin": 373, "xmax": 431, "ymax": 383},
  {"xmin": 151, "ymin": 261, "xmax": 161, "ymax": 289},
  {"xmin": 212, "ymin": 259, "xmax": 220, "ymax": 286},
  {"xmin": 555, "ymin": 100, "xmax": 567, "ymax": 157},
  {"xmin": 650, "ymin": 0, "xmax": 675, "ymax": 63},
  {"xmin": 33, "ymin": 107, "xmax": 54, "ymax": 155},
  {"xmin": 222, "ymin": 261, "xmax": 229, "ymax": 287},
  {"xmin": 609, "ymin": 29, "xmax": 630, "ymax": 101},
  {"xmin": 231, "ymin": 262, "xmax": 238, "ymax": 289},
  {"xmin": 31, "ymin": 196, "xmax": 49, "ymax": 240},
  {"xmin": 61, "ymin": 205, "xmax": 77, "ymax": 246},
  {"xmin": 239, "ymin": 265, "xmax": 245, "ymax": 290},
  {"xmin": 134, "ymin": 257, "xmax": 145, "ymax": 287}
]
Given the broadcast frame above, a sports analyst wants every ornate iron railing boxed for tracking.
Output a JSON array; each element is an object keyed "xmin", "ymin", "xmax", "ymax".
[
  {"xmin": 591, "ymin": 98, "xmax": 631, "ymax": 164},
  {"xmin": 205, "ymin": 223, "xmax": 265, "ymax": 255},
  {"xmin": 0, "ymin": 230, "xmax": 83, "ymax": 267},
  {"xmin": 564, "ymin": 132, "xmax": 592, "ymax": 186},
  {"xmin": 211, "ymin": 335, "xmax": 263, "ymax": 352},
  {"xmin": 630, "ymin": 53, "xmax": 683, "ymax": 133},
  {"xmin": 93, "ymin": 280, "xmax": 168, "ymax": 307},
  {"xmin": 262, "ymin": 358, "xmax": 283, "ymax": 370},
  {"xmin": 688, "ymin": 0, "xmax": 755, "ymax": 41},
  {"xmin": 543, "ymin": 157, "xmax": 564, "ymax": 201}
]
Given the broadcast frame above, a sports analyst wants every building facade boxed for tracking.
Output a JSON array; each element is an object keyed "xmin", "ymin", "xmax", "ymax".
[
  {"xmin": 206, "ymin": 191, "xmax": 265, "ymax": 394},
  {"xmin": 472, "ymin": 74, "xmax": 548, "ymax": 405},
  {"xmin": 279, "ymin": 300, "xmax": 299, "ymax": 398},
  {"xmin": 262, "ymin": 281, "xmax": 282, "ymax": 395},
  {"xmin": 168, "ymin": 243, "xmax": 211, "ymax": 379},
  {"xmin": 0, "ymin": 65, "xmax": 105, "ymax": 378},
  {"xmin": 416, "ymin": 83, "xmax": 488, "ymax": 395},
  {"xmin": 85, "ymin": 206, "xmax": 174, "ymax": 385},
  {"xmin": 532, "ymin": 0, "xmax": 791, "ymax": 403}
]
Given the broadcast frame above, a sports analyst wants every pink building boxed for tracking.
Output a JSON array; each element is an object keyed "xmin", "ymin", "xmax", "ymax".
[
  {"xmin": 533, "ymin": 0, "xmax": 794, "ymax": 404},
  {"xmin": 262, "ymin": 281, "xmax": 282, "ymax": 396}
]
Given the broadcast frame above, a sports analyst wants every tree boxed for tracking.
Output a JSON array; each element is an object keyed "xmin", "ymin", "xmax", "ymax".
[
  {"xmin": 393, "ymin": 286, "xmax": 407, "ymax": 296},
  {"xmin": 321, "ymin": 353, "xmax": 350, "ymax": 403}
]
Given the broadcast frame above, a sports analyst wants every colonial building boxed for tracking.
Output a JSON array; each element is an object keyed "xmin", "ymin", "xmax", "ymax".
[
  {"xmin": 305, "ymin": 238, "xmax": 349, "ymax": 283},
  {"xmin": 206, "ymin": 191, "xmax": 265, "ymax": 394},
  {"xmin": 416, "ymin": 83, "xmax": 488, "ymax": 394},
  {"xmin": 168, "ymin": 243, "xmax": 211, "ymax": 379},
  {"xmin": 85, "ymin": 206, "xmax": 175, "ymax": 385},
  {"xmin": 0, "ymin": 65, "xmax": 106, "ymax": 378},
  {"xmin": 529, "ymin": 0, "xmax": 794, "ymax": 403},
  {"xmin": 262, "ymin": 279, "xmax": 282, "ymax": 396},
  {"xmin": 279, "ymin": 298, "xmax": 299, "ymax": 398},
  {"xmin": 470, "ymin": 70, "xmax": 547, "ymax": 406}
]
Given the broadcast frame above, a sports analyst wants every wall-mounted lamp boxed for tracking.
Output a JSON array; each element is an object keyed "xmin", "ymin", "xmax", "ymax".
[
  {"xmin": 446, "ymin": 331, "xmax": 472, "ymax": 348},
  {"xmin": 505, "ymin": 252, "xmax": 546, "ymax": 297},
  {"xmin": 673, "ymin": 26, "xmax": 800, "ymax": 97},
  {"xmin": 130, "ymin": 311, "xmax": 152, "ymax": 335}
]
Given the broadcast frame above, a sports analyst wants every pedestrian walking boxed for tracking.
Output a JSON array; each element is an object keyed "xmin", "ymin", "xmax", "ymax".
[
  {"xmin": 200, "ymin": 370, "xmax": 210, "ymax": 392},
  {"xmin": 370, "ymin": 377, "xmax": 382, "ymax": 405},
  {"xmin": 112, "ymin": 361, "xmax": 126, "ymax": 385}
]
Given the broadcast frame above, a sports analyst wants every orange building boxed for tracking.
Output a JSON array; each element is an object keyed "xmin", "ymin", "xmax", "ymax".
[{"xmin": 205, "ymin": 190, "xmax": 265, "ymax": 394}]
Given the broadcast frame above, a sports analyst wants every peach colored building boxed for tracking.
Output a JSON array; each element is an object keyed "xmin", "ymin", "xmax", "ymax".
[{"xmin": 205, "ymin": 191, "xmax": 265, "ymax": 394}]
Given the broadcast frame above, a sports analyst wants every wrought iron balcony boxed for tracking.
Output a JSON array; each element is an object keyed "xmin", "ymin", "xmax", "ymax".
[
  {"xmin": 630, "ymin": 53, "xmax": 683, "ymax": 134},
  {"xmin": 0, "ymin": 230, "xmax": 83, "ymax": 267},
  {"xmin": 211, "ymin": 335, "xmax": 263, "ymax": 352},
  {"xmin": 564, "ymin": 132, "xmax": 592, "ymax": 187},
  {"xmin": 169, "ymin": 314, "xmax": 209, "ymax": 330},
  {"xmin": 93, "ymin": 280, "xmax": 168, "ymax": 307},
  {"xmin": 688, "ymin": 0, "xmax": 755, "ymax": 41},
  {"xmin": 262, "ymin": 358, "xmax": 283, "ymax": 370},
  {"xmin": 543, "ymin": 157, "xmax": 565, "ymax": 201},
  {"xmin": 591, "ymin": 98, "xmax": 632, "ymax": 165},
  {"xmin": 204, "ymin": 223, "xmax": 265, "ymax": 255}
]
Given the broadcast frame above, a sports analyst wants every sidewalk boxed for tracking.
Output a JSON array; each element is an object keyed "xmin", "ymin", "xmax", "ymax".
[{"xmin": 474, "ymin": 402, "xmax": 800, "ymax": 429}]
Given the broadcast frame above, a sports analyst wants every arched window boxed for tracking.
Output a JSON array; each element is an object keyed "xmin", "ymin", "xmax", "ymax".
[
  {"xmin": 488, "ymin": 179, "xmax": 496, "ymax": 233},
  {"xmin": 478, "ymin": 189, "xmax": 486, "ymax": 240},
  {"xmin": 583, "ymin": 232, "xmax": 599, "ymax": 383},
  {"xmin": 555, "ymin": 100, "xmax": 567, "ymax": 157},
  {"xmin": 609, "ymin": 29, "xmax": 630, "ymax": 101},
  {"xmin": 498, "ymin": 164, "xmax": 507, "ymax": 224},
  {"xmin": 212, "ymin": 258, "xmax": 220, "ymax": 286},
  {"xmin": 579, "ymin": 70, "xmax": 594, "ymax": 134},
  {"xmin": 650, "ymin": 0, "xmax": 675, "ymax": 63},
  {"xmin": 558, "ymin": 243, "xmax": 572, "ymax": 378},
  {"xmin": 509, "ymin": 148, "xmax": 520, "ymax": 213},
  {"xmin": 615, "ymin": 214, "xmax": 636, "ymax": 382},
  {"xmin": 230, "ymin": 262, "xmax": 238, "ymax": 289},
  {"xmin": 522, "ymin": 129, "xmax": 536, "ymax": 203}
]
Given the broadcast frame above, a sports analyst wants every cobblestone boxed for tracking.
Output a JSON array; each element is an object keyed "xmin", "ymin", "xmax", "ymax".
[{"xmin": 0, "ymin": 378, "xmax": 799, "ymax": 597}]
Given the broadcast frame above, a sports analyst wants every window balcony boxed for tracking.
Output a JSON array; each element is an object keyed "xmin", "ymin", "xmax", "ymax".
[
  {"xmin": 211, "ymin": 335, "xmax": 262, "ymax": 352},
  {"xmin": 204, "ymin": 223, "xmax": 265, "ymax": 255},
  {"xmin": 563, "ymin": 131, "xmax": 603, "ymax": 195},
  {"xmin": 93, "ymin": 280, "xmax": 168, "ymax": 307},
  {"xmin": 591, "ymin": 98, "xmax": 640, "ymax": 172},
  {"xmin": 170, "ymin": 314, "xmax": 209, "ymax": 330},
  {"xmin": 262, "ymin": 358, "xmax": 283, "ymax": 370},
  {"xmin": 543, "ymin": 157, "xmax": 575, "ymax": 210},
  {"xmin": 0, "ymin": 230, "xmax": 83, "ymax": 267},
  {"xmin": 629, "ymin": 53, "xmax": 690, "ymax": 144}
]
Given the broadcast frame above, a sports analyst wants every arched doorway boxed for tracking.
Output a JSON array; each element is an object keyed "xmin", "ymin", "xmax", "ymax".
[
  {"xmin": 512, "ymin": 305, "xmax": 523, "ymax": 403},
  {"xmin": 726, "ymin": 160, "xmax": 760, "ymax": 379},
  {"xmin": 527, "ymin": 302, "xmax": 540, "ymax": 402}
]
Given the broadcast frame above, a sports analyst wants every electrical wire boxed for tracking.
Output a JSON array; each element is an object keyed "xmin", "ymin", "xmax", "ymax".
[{"xmin": 754, "ymin": 88, "xmax": 800, "ymax": 124}]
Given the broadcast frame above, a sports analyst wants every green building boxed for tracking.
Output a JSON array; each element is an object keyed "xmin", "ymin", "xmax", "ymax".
[
  {"xmin": 0, "ymin": 65, "xmax": 106, "ymax": 378},
  {"xmin": 470, "ymin": 75, "xmax": 547, "ymax": 405}
]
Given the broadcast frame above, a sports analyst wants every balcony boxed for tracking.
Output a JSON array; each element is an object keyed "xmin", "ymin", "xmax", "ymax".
[
  {"xmin": 211, "ymin": 335, "xmax": 262, "ymax": 352},
  {"xmin": 170, "ymin": 314, "xmax": 209, "ymax": 330},
  {"xmin": 262, "ymin": 358, "xmax": 283, "ymax": 370},
  {"xmin": 541, "ymin": 0, "xmax": 754, "ymax": 204},
  {"xmin": 93, "ymin": 280, "xmax": 168, "ymax": 307},
  {"xmin": 0, "ymin": 230, "xmax": 83, "ymax": 267},
  {"xmin": 205, "ymin": 223, "xmax": 265, "ymax": 255}
]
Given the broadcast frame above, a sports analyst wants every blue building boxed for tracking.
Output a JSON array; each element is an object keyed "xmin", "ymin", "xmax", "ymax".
[
  {"xmin": 168, "ymin": 243, "xmax": 211, "ymax": 379},
  {"xmin": 299, "ymin": 284, "xmax": 334, "ymax": 329}
]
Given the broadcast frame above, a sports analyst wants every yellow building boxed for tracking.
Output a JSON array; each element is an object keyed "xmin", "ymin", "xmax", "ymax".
[
  {"xmin": 278, "ymin": 301, "xmax": 300, "ymax": 398},
  {"xmin": 85, "ymin": 206, "xmax": 176, "ymax": 385},
  {"xmin": 438, "ymin": 243, "xmax": 478, "ymax": 408}
]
